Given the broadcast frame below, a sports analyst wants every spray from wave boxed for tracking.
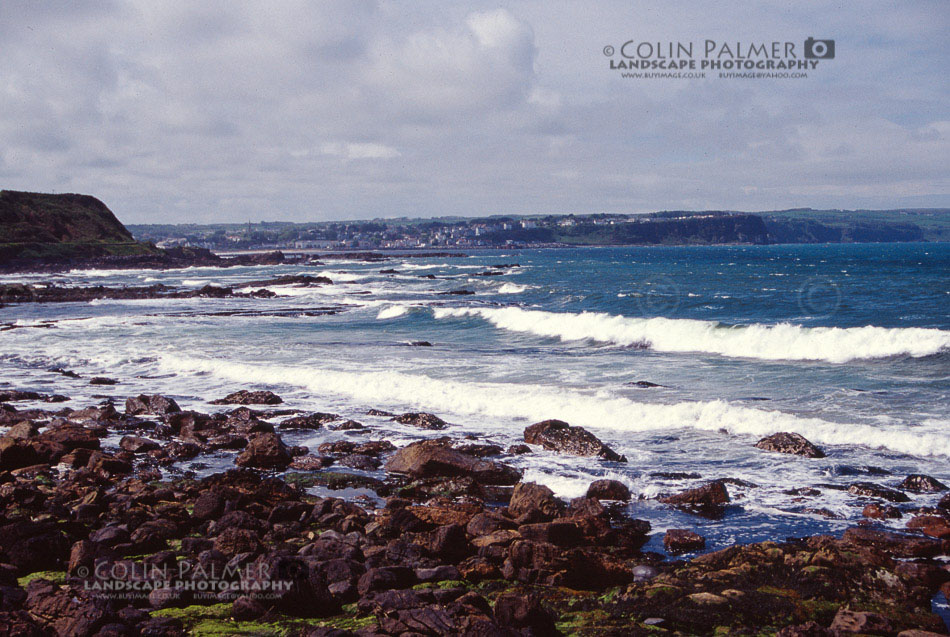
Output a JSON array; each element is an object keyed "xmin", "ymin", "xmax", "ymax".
[
  {"xmin": 159, "ymin": 355, "xmax": 950, "ymax": 458},
  {"xmin": 432, "ymin": 307, "xmax": 950, "ymax": 363}
]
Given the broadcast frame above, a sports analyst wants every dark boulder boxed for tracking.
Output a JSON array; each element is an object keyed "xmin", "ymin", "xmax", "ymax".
[
  {"xmin": 659, "ymin": 481, "xmax": 730, "ymax": 512},
  {"xmin": 392, "ymin": 412, "xmax": 448, "ymax": 430},
  {"xmin": 586, "ymin": 479, "xmax": 631, "ymax": 501},
  {"xmin": 754, "ymin": 432, "xmax": 825, "ymax": 458},
  {"xmin": 280, "ymin": 412, "xmax": 340, "ymax": 429},
  {"xmin": 385, "ymin": 439, "xmax": 521, "ymax": 485},
  {"xmin": 493, "ymin": 592, "xmax": 558, "ymax": 634},
  {"xmin": 847, "ymin": 482, "xmax": 910, "ymax": 503},
  {"xmin": 898, "ymin": 474, "xmax": 948, "ymax": 493},
  {"xmin": 523, "ymin": 419, "xmax": 626, "ymax": 462},
  {"xmin": 508, "ymin": 482, "xmax": 564, "ymax": 521},
  {"xmin": 663, "ymin": 529, "xmax": 706, "ymax": 554},
  {"xmin": 118, "ymin": 435, "xmax": 160, "ymax": 453},
  {"xmin": 235, "ymin": 432, "xmax": 292, "ymax": 470},
  {"xmin": 210, "ymin": 390, "xmax": 283, "ymax": 405},
  {"xmin": 125, "ymin": 394, "xmax": 181, "ymax": 415},
  {"xmin": 357, "ymin": 567, "xmax": 417, "ymax": 596}
]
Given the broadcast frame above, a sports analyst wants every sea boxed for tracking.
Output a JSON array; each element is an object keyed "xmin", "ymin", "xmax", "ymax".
[{"xmin": 2, "ymin": 242, "xmax": 949, "ymax": 556}]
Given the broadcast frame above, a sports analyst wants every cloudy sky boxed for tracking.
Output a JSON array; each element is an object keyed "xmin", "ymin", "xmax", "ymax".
[{"xmin": 1, "ymin": 1, "xmax": 947, "ymax": 223}]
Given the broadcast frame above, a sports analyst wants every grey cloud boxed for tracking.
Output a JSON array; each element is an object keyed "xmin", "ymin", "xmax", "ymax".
[{"xmin": 0, "ymin": 1, "xmax": 945, "ymax": 223}]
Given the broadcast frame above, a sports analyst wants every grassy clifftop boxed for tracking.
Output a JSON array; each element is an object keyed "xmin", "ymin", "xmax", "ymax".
[{"xmin": 0, "ymin": 190, "xmax": 159, "ymax": 260}]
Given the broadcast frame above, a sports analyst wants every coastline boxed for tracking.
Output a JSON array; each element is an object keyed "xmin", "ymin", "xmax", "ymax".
[{"xmin": 2, "ymin": 383, "xmax": 949, "ymax": 636}]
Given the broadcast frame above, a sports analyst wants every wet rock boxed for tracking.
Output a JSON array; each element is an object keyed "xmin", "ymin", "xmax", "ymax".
[
  {"xmin": 234, "ymin": 432, "xmax": 292, "ymax": 470},
  {"xmin": 493, "ymin": 592, "xmax": 557, "ymax": 634},
  {"xmin": 210, "ymin": 390, "xmax": 283, "ymax": 405},
  {"xmin": 89, "ymin": 377, "xmax": 118, "ymax": 385},
  {"xmin": 586, "ymin": 479, "xmax": 631, "ymax": 501},
  {"xmin": 119, "ymin": 435, "xmax": 160, "ymax": 453},
  {"xmin": 289, "ymin": 455, "xmax": 335, "ymax": 471},
  {"xmin": 508, "ymin": 482, "xmax": 564, "ymax": 521},
  {"xmin": 754, "ymin": 432, "xmax": 825, "ymax": 458},
  {"xmin": 0, "ymin": 520, "xmax": 72, "ymax": 572},
  {"xmin": 4, "ymin": 421, "xmax": 38, "ymax": 440},
  {"xmin": 518, "ymin": 521, "xmax": 583, "ymax": 547},
  {"xmin": 24, "ymin": 579, "xmax": 114, "ymax": 636},
  {"xmin": 628, "ymin": 380, "xmax": 664, "ymax": 387},
  {"xmin": 329, "ymin": 420, "xmax": 366, "ymax": 431},
  {"xmin": 842, "ymin": 527, "xmax": 942, "ymax": 558},
  {"xmin": 280, "ymin": 412, "xmax": 340, "ymax": 429},
  {"xmin": 384, "ymin": 439, "xmax": 521, "ymax": 485},
  {"xmin": 906, "ymin": 515, "xmax": 950, "ymax": 539},
  {"xmin": 212, "ymin": 527, "xmax": 262, "ymax": 556},
  {"xmin": 428, "ymin": 524, "xmax": 470, "ymax": 561},
  {"xmin": 523, "ymin": 419, "xmax": 626, "ymax": 462},
  {"xmin": 392, "ymin": 412, "xmax": 448, "ymax": 430},
  {"xmin": 466, "ymin": 512, "xmax": 518, "ymax": 537},
  {"xmin": 651, "ymin": 471, "xmax": 701, "ymax": 479},
  {"xmin": 830, "ymin": 608, "xmax": 893, "ymax": 635},
  {"xmin": 409, "ymin": 341, "xmax": 432, "ymax": 347},
  {"xmin": 160, "ymin": 440, "xmax": 201, "ymax": 461},
  {"xmin": 366, "ymin": 409, "xmax": 394, "ymax": 417},
  {"xmin": 0, "ymin": 438, "xmax": 41, "ymax": 470},
  {"xmin": 898, "ymin": 474, "xmax": 948, "ymax": 493},
  {"xmin": 125, "ymin": 394, "xmax": 181, "ymax": 415},
  {"xmin": 862, "ymin": 503, "xmax": 902, "ymax": 519},
  {"xmin": 357, "ymin": 566, "xmax": 416, "ymax": 595},
  {"xmin": 847, "ymin": 482, "xmax": 910, "ymax": 503},
  {"xmin": 319, "ymin": 440, "xmax": 395, "ymax": 457},
  {"xmin": 664, "ymin": 529, "xmax": 706, "ymax": 554},
  {"xmin": 231, "ymin": 595, "xmax": 267, "ymax": 620},
  {"xmin": 337, "ymin": 454, "xmax": 380, "ymax": 471},
  {"xmin": 506, "ymin": 444, "xmax": 531, "ymax": 455},
  {"xmin": 452, "ymin": 442, "xmax": 503, "ymax": 458},
  {"xmin": 659, "ymin": 481, "xmax": 730, "ymax": 511},
  {"xmin": 775, "ymin": 621, "xmax": 834, "ymax": 636}
]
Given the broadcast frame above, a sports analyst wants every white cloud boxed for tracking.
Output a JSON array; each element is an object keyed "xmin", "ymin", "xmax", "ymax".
[{"xmin": 320, "ymin": 142, "xmax": 401, "ymax": 160}]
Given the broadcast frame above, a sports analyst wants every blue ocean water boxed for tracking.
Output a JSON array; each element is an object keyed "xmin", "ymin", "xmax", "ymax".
[{"xmin": 1, "ymin": 242, "xmax": 948, "ymax": 555}]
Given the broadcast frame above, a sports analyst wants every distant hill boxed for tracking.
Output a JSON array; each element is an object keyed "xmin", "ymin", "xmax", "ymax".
[{"xmin": 0, "ymin": 190, "xmax": 159, "ymax": 261}]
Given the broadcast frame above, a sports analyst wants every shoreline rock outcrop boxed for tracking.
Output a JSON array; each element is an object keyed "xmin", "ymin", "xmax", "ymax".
[{"xmin": 523, "ymin": 419, "xmax": 627, "ymax": 462}]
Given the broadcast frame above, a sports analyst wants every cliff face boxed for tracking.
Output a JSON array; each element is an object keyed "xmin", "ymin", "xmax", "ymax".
[{"xmin": 0, "ymin": 190, "xmax": 158, "ymax": 261}]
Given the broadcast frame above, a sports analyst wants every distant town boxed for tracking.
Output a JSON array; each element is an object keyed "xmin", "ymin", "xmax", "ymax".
[{"xmin": 127, "ymin": 208, "xmax": 948, "ymax": 251}]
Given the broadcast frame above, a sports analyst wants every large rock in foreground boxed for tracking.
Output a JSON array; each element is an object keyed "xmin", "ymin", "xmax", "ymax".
[
  {"xmin": 235, "ymin": 432, "xmax": 292, "ymax": 470},
  {"xmin": 523, "ymin": 420, "xmax": 626, "ymax": 462},
  {"xmin": 754, "ymin": 432, "xmax": 825, "ymax": 458},
  {"xmin": 385, "ymin": 439, "xmax": 521, "ymax": 485}
]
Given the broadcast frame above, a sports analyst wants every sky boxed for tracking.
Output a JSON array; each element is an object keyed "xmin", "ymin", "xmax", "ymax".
[{"xmin": 0, "ymin": 1, "xmax": 947, "ymax": 224}]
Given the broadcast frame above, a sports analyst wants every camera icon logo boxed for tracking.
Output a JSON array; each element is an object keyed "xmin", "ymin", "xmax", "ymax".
[{"xmin": 804, "ymin": 37, "xmax": 835, "ymax": 59}]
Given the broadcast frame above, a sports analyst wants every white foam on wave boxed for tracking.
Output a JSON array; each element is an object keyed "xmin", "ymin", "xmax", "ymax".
[
  {"xmin": 497, "ymin": 283, "xmax": 528, "ymax": 294},
  {"xmin": 377, "ymin": 305, "xmax": 409, "ymax": 320},
  {"xmin": 158, "ymin": 355, "xmax": 950, "ymax": 458},
  {"xmin": 431, "ymin": 307, "xmax": 950, "ymax": 363},
  {"xmin": 316, "ymin": 270, "xmax": 372, "ymax": 282}
]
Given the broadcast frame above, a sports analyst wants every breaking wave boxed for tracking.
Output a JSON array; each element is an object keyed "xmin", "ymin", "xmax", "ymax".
[
  {"xmin": 159, "ymin": 355, "xmax": 950, "ymax": 458},
  {"xmin": 432, "ymin": 307, "xmax": 950, "ymax": 363}
]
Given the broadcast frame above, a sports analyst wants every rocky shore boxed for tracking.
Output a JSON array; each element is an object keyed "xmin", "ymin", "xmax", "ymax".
[{"xmin": 1, "ymin": 386, "xmax": 949, "ymax": 636}]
